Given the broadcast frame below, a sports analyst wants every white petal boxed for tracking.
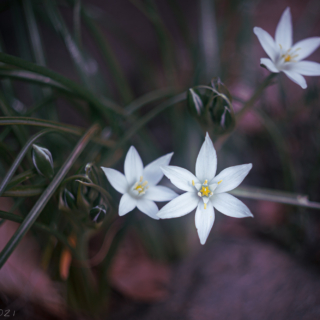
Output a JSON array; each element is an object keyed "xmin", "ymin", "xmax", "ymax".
[
  {"xmin": 291, "ymin": 37, "xmax": 320, "ymax": 61},
  {"xmin": 260, "ymin": 58, "xmax": 280, "ymax": 73},
  {"xmin": 211, "ymin": 164, "xmax": 252, "ymax": 194},
  {"xmin": 157, "ymin": 192, "xmax": 199, "ymax": 219},
  {"xmin": 124, "ymin": 146, "xmax": 144, "ymax": 186},
  {"xmin": 119, "ymin": 193, "xmax": 136, "ymax": 216},
  {"xmin": 287, "ymin": 61, "xmax": 320, "ymax": 76},
  {"xmin": 143, "ymin": 152, "xmax": 173, "ymax": 186},
  {"xmin": 275, "ymin": 7, "xmax": 292, "ymax": 50},
  {"xmin": 195, "ymin": 201, "xmax": 215, "ymax": 245},
  {"xmin": 101, "ymin": 167, "xmax": 128, "ymax": 194},
  {"xmin": 161, "ymin": 166, "xmax": 199, "ymax": 192},
  {"xmin": 195, "ymin": 132, "xmax": 217, "ymax": 183},
  {"xmin": 253, "ymin": 27, "xmax": 278, "ymax": 61},
  {"xmin": 282, "ymin": 70, "xmax": 307, "ymax": 89},
  {"xmin": 136, "ymin": 198, "xmax": 159, "ymax": 219},
  {"xmin": 144, "ymin": 185, "xmax": 178, "ymax": 202},
  {"xmin": 211, "ymin": 193, "xmax": 253, "ymax": 218}
]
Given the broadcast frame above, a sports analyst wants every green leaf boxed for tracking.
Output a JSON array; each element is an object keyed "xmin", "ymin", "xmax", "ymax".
[
  {"xmin": 32, "ymin": 144, "xmax": 54, "ymax": 179},
  {"xmin": 2, "ymin": 185, "xmax": 45, "ymax": 197},
  {"xmin": 0, "ymin": 116, "xmax": 115, "ymax": 148},
  {"xmin": 0, "ymin": 124, "xmax": 99, "ymax": 269},
  {"xmin": 0, "ymin": 52, "xmax": 125, "ymax": 117}
]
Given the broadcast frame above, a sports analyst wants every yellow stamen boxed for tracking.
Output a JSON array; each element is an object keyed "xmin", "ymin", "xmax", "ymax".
[
  {"xmin": 139, "ymin": 176, "xmax": 143, "ymax": 182},
  {"xmin": 192, "ymin": 180, "xmax": 195, "ymax": 186},
  {"xmin": 204, "ymin": 203, "xmax": 207, "ymax": 209},
  {"xmin": 218, "ymin": 180, "xmax": 223, "ymax": 185},
  {"xmin": 142, "ymin": 181, "xmax": 148, "ymax": 187},
  {"xmin": 204, "ymin": 180, "xmax": 208, "ymax": 185},
  {"xmin": 284, "ymin": 55, "xmax": 291, "ymax": 62}
]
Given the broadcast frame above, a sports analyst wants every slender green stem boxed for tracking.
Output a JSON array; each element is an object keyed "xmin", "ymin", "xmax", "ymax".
[
  {"xmin": 2, "ymin": 185, "xmax": 45, "ymax": 197},
  {"xmin": 125, "ymin": 87, "xmax": 173, "ymax": 115},
  {"xmin": 0, "ymin": 129, "xmax": 52, "ymax": 197},
  {"xmin": 0, "ymin": 124, "xmax": 99, "ymax": 268},
  {"xmin": 100, "ymin": 92, "xmax": 186, "ymax": 164},
  {"xmin": 0, "ymin": 210, "xmax": 79, "ymax": 258},
  {"xmin": 230, "ymin": 186, "xmax": 320, "ymax": 210},
  {"xmin": 236, "ymin": 73, "xmax": 277, "ymax": 119},
  {"xmin": 0, "ymin": 117, "xmax": 115, "ymax": 147}
]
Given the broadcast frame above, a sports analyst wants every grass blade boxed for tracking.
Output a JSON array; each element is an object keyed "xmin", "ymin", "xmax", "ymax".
[
  {"xmin": 0, "ymin": 116, "xmax": 115, "ymax": 147},
  {"xmin": 0, "ymin": 52, "xmax": 125, "ymax": 117},
  {"xmin": 0, "ymin": 124, "xmax": 99, "ymax": 269}
]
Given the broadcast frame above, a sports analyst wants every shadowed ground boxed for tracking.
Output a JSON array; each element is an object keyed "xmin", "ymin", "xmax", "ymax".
[{"xmin": 108, "ymin": 234, "xmax": 320, "ymax": 320}]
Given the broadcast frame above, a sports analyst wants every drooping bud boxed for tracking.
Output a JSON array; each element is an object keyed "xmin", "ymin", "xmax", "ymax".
[
  {"xmin": 187, "ymin": 88, "xmax": 204, "ymax": 116},
  {"xmin": 32, "ymin": 144, "xmax": 54, "ymax": 178},
  {"xmin": 63, "ymin": 188, "xmax": 76, "ymax": 209},
  {"xmin": 89, "ymin": 204, "xmax": 107, "ymax": 223}
]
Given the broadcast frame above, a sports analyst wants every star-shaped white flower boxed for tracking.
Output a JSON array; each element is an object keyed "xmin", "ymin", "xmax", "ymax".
[
  {"xmin": 101, "ymin": 146, "xmax": 178, "ymax": 219},
  {"xmin": 157, "ymin": 133, "xmax": 253, "ymax": 244},
  {"xmin": 254, "ymin": 7, "xmax": 320, "ymax": 89}
]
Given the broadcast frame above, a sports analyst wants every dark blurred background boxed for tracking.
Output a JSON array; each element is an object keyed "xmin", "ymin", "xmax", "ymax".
[{"xmin": 0, "ymin": 0, "xmax": 320, "ymax": 319}]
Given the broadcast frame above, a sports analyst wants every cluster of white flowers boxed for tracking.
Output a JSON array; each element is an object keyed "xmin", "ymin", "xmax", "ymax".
[
  {"xmin": 102, "ymin": 133, "xmax": 252, "ymax": 244},
  {"xmin": 101, "ymin": 7, "xmax": 320, "ymax": 245}
]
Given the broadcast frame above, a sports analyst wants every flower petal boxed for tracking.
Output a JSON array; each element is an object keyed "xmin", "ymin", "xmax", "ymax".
[
  {"xmin": 101, "ymin": 167, "xmax": 128, "ymax": 194},
  {"xmin": 157, "ymin": 192, "xmax": 199, "ymax": 219},
  {"xmin": 275, "ymin": 7, "xmax": 292, "ymax": 50},
  {"xmin": 136, "ymin": 198, "xmax": 159, "ymax": 219},
  {"xmin": 143, "ymin": 152, "xmax": 173, "ymax": 186},
  {"xmin": 124, "ymin": 146, "xmax": 144, "ymax": 187},
  {"xmin": 195, "ymin": 201, "xmax": 215, "ymax": 245},
  {"xmin": 282, "ymin": 70, "xmax": 307, "ymax": 89},
  {"xmin": 195, "ymin": 132, "xmax": 217, "ymax": 183},
  {"xmin": 161, "ymin": 166, "xmax": 199, "ymax": 192},
  {"xmin": 260, "ymin": 58, "xmax": 280, "ymax": 73},
  {"xmin": 286, "ymin": 61, "xmax": 320, "ymax": 76},
  {"xmin": 253, "ymin": 27, "xmax": 278, "ymax": 61},
  {"xmin": 211, "ymin": 193, "xmax": 253, "ymax": 218},
  {"xmin": 144, "ymin": 185, "xmax": 178, "ymax": 202},
  {"xmin": 119, "ymin": 193, "xmax": 137, "ymax": 216},
  {"xmin": 211, "ymin": 164, "xmax": 252, "ymax": 194},
  {"xmin": 291, "ymin": 37, "xmax": 320, "ymax": 61}
]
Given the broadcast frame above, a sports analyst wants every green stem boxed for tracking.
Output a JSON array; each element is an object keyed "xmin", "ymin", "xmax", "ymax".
[
  {"xmin": 236, "ymin": 73, "xmax": 277, "ymax": 119},
  {"xmin": 0, "ymin": 210, "xmax": 78, "ymax": 257},
  {"xmin": 0, "ymin": 124, "xmax": 99, "ymax": 269},
  {"xmin": 230, "ymin": 186, "xmax": 320, "ymax": 210}
]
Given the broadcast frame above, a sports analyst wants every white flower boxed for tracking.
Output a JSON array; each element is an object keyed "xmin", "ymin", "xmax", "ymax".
[
  {"xmin": 101, "ymin": 146, "xmax": 178, "ymax": 219},
  {"xmin": 254, "ymin": 7, "xmax": 320, "ymax": 89},
  {"xmin": 157, "ymin": 133, "xmax": 253, "ymax": 245}
]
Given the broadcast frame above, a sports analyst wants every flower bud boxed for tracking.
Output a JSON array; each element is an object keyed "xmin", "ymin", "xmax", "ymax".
[
  {"xmin": 32, "ymin": 144, "xmax": 54, "ymax": 178},
  {"xmin": 89, "ymin": 204, "xmax": 107, "ymax": 223},
  {"xmin": 187, "ymin": 88, "xmax": 204, "ymax": 116},
  {"xmin": 63, "ymin": 188, "xmax": 76, "ymax": 209}
]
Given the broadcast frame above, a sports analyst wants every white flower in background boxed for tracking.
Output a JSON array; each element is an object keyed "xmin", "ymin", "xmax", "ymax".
[
  {"xmin": 254, "ymin": 7, "xmax": 320, "ymax": 89},
  {"xmin": 157, "ymin": 133, "xmax": 253, "ymax": 245},
  {"xmin": 101, "ymin": 147, "xmax": 177, "ymax": 219}
]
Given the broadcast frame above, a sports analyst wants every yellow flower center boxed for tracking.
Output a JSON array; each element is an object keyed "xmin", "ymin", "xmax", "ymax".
[
  {"xmin": 133, "ymin": 176, "xmax": 148, "ymax": 195},
  {"xmin": 200, "ymin": 185, "xmax": 211, "ymax": 197}
]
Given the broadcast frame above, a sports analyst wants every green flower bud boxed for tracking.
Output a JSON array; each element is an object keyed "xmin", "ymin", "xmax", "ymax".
[
  {"xmin": 32, "ymin": 144, "xmax": 54, "ymax": 179},
  {"xmin": 187, "ymin": 88, "xmax": 204, "ymax": 116},
  {"xmin": 89, "ymin": 204, "xmax": 107, "ymax": 223}
]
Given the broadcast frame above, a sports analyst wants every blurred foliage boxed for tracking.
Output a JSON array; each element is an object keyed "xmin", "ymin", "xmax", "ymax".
[{"xmin": 0, "ymin": 0, "xmax": 319, "ymax": 317}]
